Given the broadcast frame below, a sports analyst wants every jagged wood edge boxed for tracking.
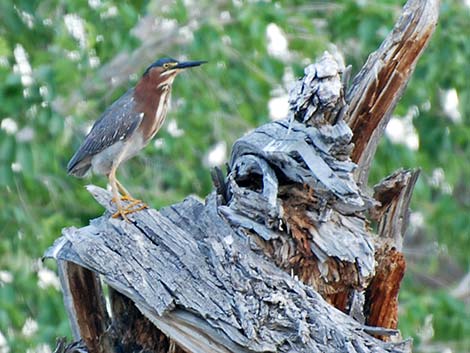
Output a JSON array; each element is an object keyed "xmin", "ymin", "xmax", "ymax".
[
  {"xmin": 47, "ymin": 0, "xmax": 436, "ymax": 348},
  {"xmin": 372, "ymin": 168, "xmax": 421, "ymax": 251},
  {"xmin": 56, "ymin": 261, "xmax": 113, "ymax": 353},
  {"xmin": 365, "ymin": 169, "xmax": 420, "ymax": 338},
  {"xmin": 46, "ymin": 186, "xmax": 412, "ymax": 353},
  {"xmin": 345, "ymin": 0, "xmax": 439, "ymax": 186}
]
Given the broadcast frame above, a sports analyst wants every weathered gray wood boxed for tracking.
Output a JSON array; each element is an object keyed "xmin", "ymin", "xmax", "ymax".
[
  {"xmin": 338, "ymin": 0, "xmax": 438, "ymax": 333},
  {"xmin": 364, "ymin": 169, "xmax": 420, "ymax": 335},
  {"xmin": 57, "ymin": 261, "xmax": 81, "ymax": 340},
  {"xmin": 46, "ymin": 186, "xmax": 410, "ymax": 353},
  {"xmin": 109, "ymin": 289, "xmax": 185, "ymax": 353},
  {"xmin": 223, "ymin": 53, "xmax": 376, "ymax": 301},
  {"xmin": 48, "ymin": 2, "xmax": 440, "ymax": 349},
  {"xmin": 345, "ymin": 0, "xmax": 439, "ymax": 186},
  {"xmin": 372, "ymin": 169, "xmax": 421, "ymax": 251},
  {"xmin": 53, "ymin": 261, "xmax": 113, "ymax": 353}
]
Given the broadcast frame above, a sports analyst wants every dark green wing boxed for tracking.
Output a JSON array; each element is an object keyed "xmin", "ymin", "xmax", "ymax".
[{"xmin": 67, "ymin": 88, "xmax": 143, "ymax": 177}]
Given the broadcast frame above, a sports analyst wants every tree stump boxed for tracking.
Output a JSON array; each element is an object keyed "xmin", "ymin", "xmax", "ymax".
[{"xmin": 47, "ymin": 0, "xmax": 439, "ymax": 352}]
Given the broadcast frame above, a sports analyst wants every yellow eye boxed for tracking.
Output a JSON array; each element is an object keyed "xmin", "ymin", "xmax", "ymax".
[{"xmin": 163, "ymin": 62, "xmax": 175, "ymax": 70}]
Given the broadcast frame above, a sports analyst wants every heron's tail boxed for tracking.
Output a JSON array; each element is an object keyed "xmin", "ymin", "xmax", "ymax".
[{"xmin": 67, "ymin": 154, "xmax": 92, "ymax": 178}]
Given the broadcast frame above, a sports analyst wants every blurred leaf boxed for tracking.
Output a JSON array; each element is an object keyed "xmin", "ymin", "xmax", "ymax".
[{"xmin": 0, "ymin": 0, "xmax": 469, "ymax": 351}]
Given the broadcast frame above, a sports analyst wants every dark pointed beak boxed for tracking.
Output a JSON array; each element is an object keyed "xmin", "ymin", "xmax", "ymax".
[{"xmin": 175, "ymin": 60, "xmax": 207, "ymax": 69}]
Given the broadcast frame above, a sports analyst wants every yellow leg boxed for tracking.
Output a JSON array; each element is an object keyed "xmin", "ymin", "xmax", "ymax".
[
  {"xmin": 115, "ymin": 177, "xmax": 148, "ymax": 212},
  {"xmin": 108, "ymin": 166, "xmax": 130, "ymax": 222},
  {"xmin": 115, "ymin": 178, "xmax": 133, "ymax": 199},
  {"xmin": 109, "ymin": 172, "xmax": 148, "ymax": 220}
]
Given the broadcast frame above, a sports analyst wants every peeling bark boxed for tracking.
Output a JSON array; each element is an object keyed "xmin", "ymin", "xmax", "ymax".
[
  {"xmin": 365, "ymin": 169, "xmax": 420, "ymax": 339},
  {"xmin": 47, "ymin": 187, "xmax": 411, "ymax": 353},
  {"xmin": 48, "ymin": 0, "xmax": 439, "ymax": 352},
  {"xmin": 110, "ymin": 289, "xmax": 186, "ymax": 353},
  {"xmin": 346, "ymin": 0, "xmax": 439, "ymax": 186},
  {"xmin": 56, "ymin": 262, "xmax": 112, "ymax": 353},
  {"xmin": 365, "ymin": 248, "xmax": 406, "ymax": 339}
]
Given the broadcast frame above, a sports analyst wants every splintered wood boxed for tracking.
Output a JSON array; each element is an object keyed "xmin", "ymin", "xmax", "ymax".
[
  {"xmin": 366, "ymin": 169, "xmax": 420, "ymax": 340},
  {"xmin": 224, "ymin": 53, "xmax": 375, "ymax": 306},
  {"xmin": 345, "ymin": 0, "xmax": 439, "ymax": 185},
  {"xmin": 46, "ymin": 0, "xmax": 439, "ymax": 352}
]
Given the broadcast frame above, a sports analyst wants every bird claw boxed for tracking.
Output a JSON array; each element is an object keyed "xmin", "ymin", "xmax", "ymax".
[
  {"xmin": 111, "ymin": 196, "xmax": 148, "ymax": 221},
  {"xmin": 111, "ymin": 204, "xmax": 147, "ymax": 221},
  {"xmin": 112, "ymin": 208, "xmax": 130, "ymax": 222},
  {"xmin": 120, "ymin": 194, "xmax": 137, "ymax": 202},
  {"xmin": 111, "ymin": 194, "xmax": 139, "ymax": 203},
  {"xmin": 122, "ymin": 200, "xmax": 148, "ymax": 214}
]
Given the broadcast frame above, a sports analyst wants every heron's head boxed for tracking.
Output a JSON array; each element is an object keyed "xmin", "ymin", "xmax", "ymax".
[{"xmin": 143, "ymin": 57, "xmax": 207, "ymax": 87}]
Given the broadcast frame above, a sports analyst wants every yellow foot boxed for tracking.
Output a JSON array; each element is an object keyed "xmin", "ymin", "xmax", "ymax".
[
  {"xmin": 120, "ymin": 194, "xmax": 140, "ymax": 202},
  {"xmin": 123, "ymin": 199, "xmax": 148, "ymax": 211},
  {"xmin": 111, "ymin": 199, "xmax": 148, "ymax": 221},
  {"xmin": 111, "ymin": 194, "xmax": 141, "ymax": 203},
  {"xmin": 110, "ymin": 193, "xmax": 148, "ymax": 221},
  {"xmin": 112, "ymin": 207, "xmax": 130, "ymax": 222}
]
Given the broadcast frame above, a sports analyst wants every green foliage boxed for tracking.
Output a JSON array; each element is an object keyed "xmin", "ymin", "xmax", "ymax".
[
  {"xmin": 400, "ymin": 277, "xmax": 470, "ymax": 350},
  {"xmin": 0, "ymin": 0, "xmax": 468, "ymax": 351}
]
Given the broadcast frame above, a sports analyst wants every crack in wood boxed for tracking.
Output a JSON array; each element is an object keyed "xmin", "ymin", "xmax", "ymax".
[{"xmin": 48, "ymin": 1, "xmax": 438, "ymax": 351}]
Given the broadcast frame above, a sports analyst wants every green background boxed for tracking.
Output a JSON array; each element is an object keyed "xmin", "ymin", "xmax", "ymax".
[{"xmin": 0, "ymin": 1, "xmax": 469, "ymax": 352}]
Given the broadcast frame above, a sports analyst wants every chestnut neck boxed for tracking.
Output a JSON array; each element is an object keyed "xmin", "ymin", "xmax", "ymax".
[{"xmin": 133, "ymin": 70, "xmax": 175, "ymax": 141}]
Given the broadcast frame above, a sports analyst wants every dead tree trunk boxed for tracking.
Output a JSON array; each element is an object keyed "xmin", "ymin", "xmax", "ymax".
[{"xmin": 47, "ymin": 0, "xmax": 439, "ymax": 352}]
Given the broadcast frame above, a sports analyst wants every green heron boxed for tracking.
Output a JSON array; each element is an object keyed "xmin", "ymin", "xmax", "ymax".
[{"xmin": 67, "ymin": 58, "xmax": 206, "ymax": 220}]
